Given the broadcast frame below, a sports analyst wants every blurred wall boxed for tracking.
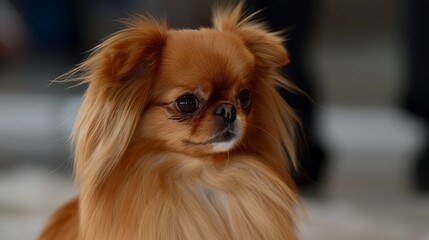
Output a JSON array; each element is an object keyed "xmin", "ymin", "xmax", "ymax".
[{"xmin": 309, "ymin": 0, "xmax": 405, "ymax": 106}]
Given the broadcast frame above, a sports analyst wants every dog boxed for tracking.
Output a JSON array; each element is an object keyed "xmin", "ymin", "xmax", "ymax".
[{"xmin": 39, "ymin": 2, "xmax": 301, "ymax": 239}]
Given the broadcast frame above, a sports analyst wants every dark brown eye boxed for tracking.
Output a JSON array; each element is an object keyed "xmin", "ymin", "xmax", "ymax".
[
  {"xmin": 238, "ymin": 89, "xmax": 251, "ymax": 110},
  {"xmin": 176, "ymin": 94, "xmax": 198, "ymax": 114}
]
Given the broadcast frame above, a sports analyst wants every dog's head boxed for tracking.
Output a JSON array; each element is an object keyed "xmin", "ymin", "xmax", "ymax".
[{"xmin": 70, "ymin": 3, "xmax": 298, "ymax": 185}]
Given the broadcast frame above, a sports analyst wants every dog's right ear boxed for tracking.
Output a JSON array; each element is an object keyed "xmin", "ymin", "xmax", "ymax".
[
  {"xmin": 73, "ymin": 16, "xmax": 167, "ymax": 84},
  {"xmin": 71, "ymin": 17, "xmax": 168, "ymax": 189}
]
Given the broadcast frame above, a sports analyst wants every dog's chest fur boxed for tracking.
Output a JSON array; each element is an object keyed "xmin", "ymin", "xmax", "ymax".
[{"xmin": 81, "ymin": 154, "xmax": 296, "ymax": 240}]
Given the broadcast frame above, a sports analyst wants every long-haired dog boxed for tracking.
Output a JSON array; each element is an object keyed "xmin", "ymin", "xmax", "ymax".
[{"xmin": 39, "ymin": 3, "xmax": 301, "ymax": 239}]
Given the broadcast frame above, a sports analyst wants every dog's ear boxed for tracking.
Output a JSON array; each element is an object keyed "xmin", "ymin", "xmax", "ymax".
[
  {"xmin": 213, "ymin": 2, "xmax": 289, "ymax": 68},
  {"xmin": 71, "ymin": 17, "xmax": 168, "ymax": 188},
  {"xmin": 213, "ymin": 3, "xmax": 299, "ymax": 173},
  {"xmin": 74, "ymin": 16, "xmax": 167, "ymax": 84}
]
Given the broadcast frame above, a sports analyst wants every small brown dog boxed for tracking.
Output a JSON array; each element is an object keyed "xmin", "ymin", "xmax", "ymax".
[{"xmin": 39, "ymin": 3, "xmax": 301, "ymax": 239}]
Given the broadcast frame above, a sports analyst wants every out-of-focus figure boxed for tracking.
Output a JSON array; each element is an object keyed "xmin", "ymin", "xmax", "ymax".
[
  {"xmin": 404, "ymin": 1, "xmax": 429, "ymax": 193},
  {"xmin": 0, "ymin": 0, "xmax": 29, "ymax": 61}
]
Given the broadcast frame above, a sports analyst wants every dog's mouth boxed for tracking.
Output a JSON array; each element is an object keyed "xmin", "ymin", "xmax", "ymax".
[
  {"xmin": 207, "ymin": 130, "xmax": 236, "ymax": 143},
  {"xmin": 185, "ymin": 128, "xmax": 238, "ymax": 146},
  {"xmin": 184, "ymin": 121, "xmax": 243, "ymax": 152}
]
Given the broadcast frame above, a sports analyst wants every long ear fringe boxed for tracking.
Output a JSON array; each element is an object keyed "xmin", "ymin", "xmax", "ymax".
[
  {"xmin": 273, "ymin": 75, "xmax": 303, "ymax": 172},
  {"xmin": 70, "ymin": 15, "xmax": 167, "ymax": 190}
]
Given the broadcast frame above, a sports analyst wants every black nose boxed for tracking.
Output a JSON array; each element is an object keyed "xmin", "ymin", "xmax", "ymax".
[{"xmin": 214, "ymin": 103, "xmax": 237, "ymax": 123}]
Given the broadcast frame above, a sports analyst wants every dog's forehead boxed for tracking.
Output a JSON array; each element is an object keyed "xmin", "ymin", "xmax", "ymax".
[
  {"xmin": 159, "ymin": 29, "xmax": 255, "ymax": 91},
  {"xmin": 167, "ymin": 29, "xmax": 251, "ymax": 56}
]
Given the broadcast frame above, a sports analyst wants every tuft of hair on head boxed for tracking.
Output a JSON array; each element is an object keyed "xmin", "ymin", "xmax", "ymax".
[{"xmin": 213, "ymin": 1, "xmax": 290, "ymax": 67}]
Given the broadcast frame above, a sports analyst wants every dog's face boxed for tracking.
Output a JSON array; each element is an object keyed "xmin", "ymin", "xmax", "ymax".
[{"xmin": 140, "ymin": 30, "xmax": 256, "ymax": 155}]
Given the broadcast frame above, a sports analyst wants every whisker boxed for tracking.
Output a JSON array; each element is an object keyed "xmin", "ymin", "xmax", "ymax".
[{"xmin": 246, "ymin": 123, "xmax": 283, "ymax": 147}]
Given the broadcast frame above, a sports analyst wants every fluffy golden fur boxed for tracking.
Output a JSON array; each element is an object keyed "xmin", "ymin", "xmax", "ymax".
[{"xmin": 39, "ymin": 3, "xmax": 301, "ymax": 239}]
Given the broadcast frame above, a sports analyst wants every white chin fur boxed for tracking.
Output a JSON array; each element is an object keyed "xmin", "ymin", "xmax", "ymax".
[{"xmin": 212, "ymin": 139, "xmax": 238, "ymax": 152}]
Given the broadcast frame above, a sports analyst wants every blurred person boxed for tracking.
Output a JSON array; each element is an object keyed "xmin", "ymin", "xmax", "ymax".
[
  {"xmin": 0, "ymin": 0, "xmax": 29, "ymax": 61},
  {"xmin": 404, "ymin": 0, "xmax": 429, "ymax": 193},
  {"xmin": 246, "ymin": 0, "xmax": 327, "ymax": 192}
]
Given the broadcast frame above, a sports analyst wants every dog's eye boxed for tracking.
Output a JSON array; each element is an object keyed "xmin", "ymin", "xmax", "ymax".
[
  {"xmin": 238, "ymin": 89, "xmax": 251, "ymax": 110},
  {"xmin": 176, "ymin": 94, "xmax": 199, "ymax": 114}
]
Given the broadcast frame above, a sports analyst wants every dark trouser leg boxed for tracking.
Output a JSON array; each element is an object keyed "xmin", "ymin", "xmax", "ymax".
[{"xmin": 404, "ymin": 0, "xmax": 429, "ymax": 192}]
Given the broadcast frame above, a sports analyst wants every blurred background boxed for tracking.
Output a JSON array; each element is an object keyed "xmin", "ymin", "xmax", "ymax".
[{"xmin": 0, "ymin": 0, "xmax": 428, "ymax": 239}]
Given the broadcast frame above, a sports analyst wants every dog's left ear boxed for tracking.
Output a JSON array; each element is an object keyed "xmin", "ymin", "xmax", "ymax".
[
  {"xmin": 213, "ymin": 2, "xmax": 289, "ymax": 68},
  {"xmin": 213, "ymin": 3, "xmax": 300, "ymax": 172}
]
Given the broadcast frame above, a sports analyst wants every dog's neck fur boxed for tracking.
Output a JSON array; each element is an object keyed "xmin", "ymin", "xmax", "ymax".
[{"xmin": 78, "ymin": 151, "xmax": 297, "ymax": 240}]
